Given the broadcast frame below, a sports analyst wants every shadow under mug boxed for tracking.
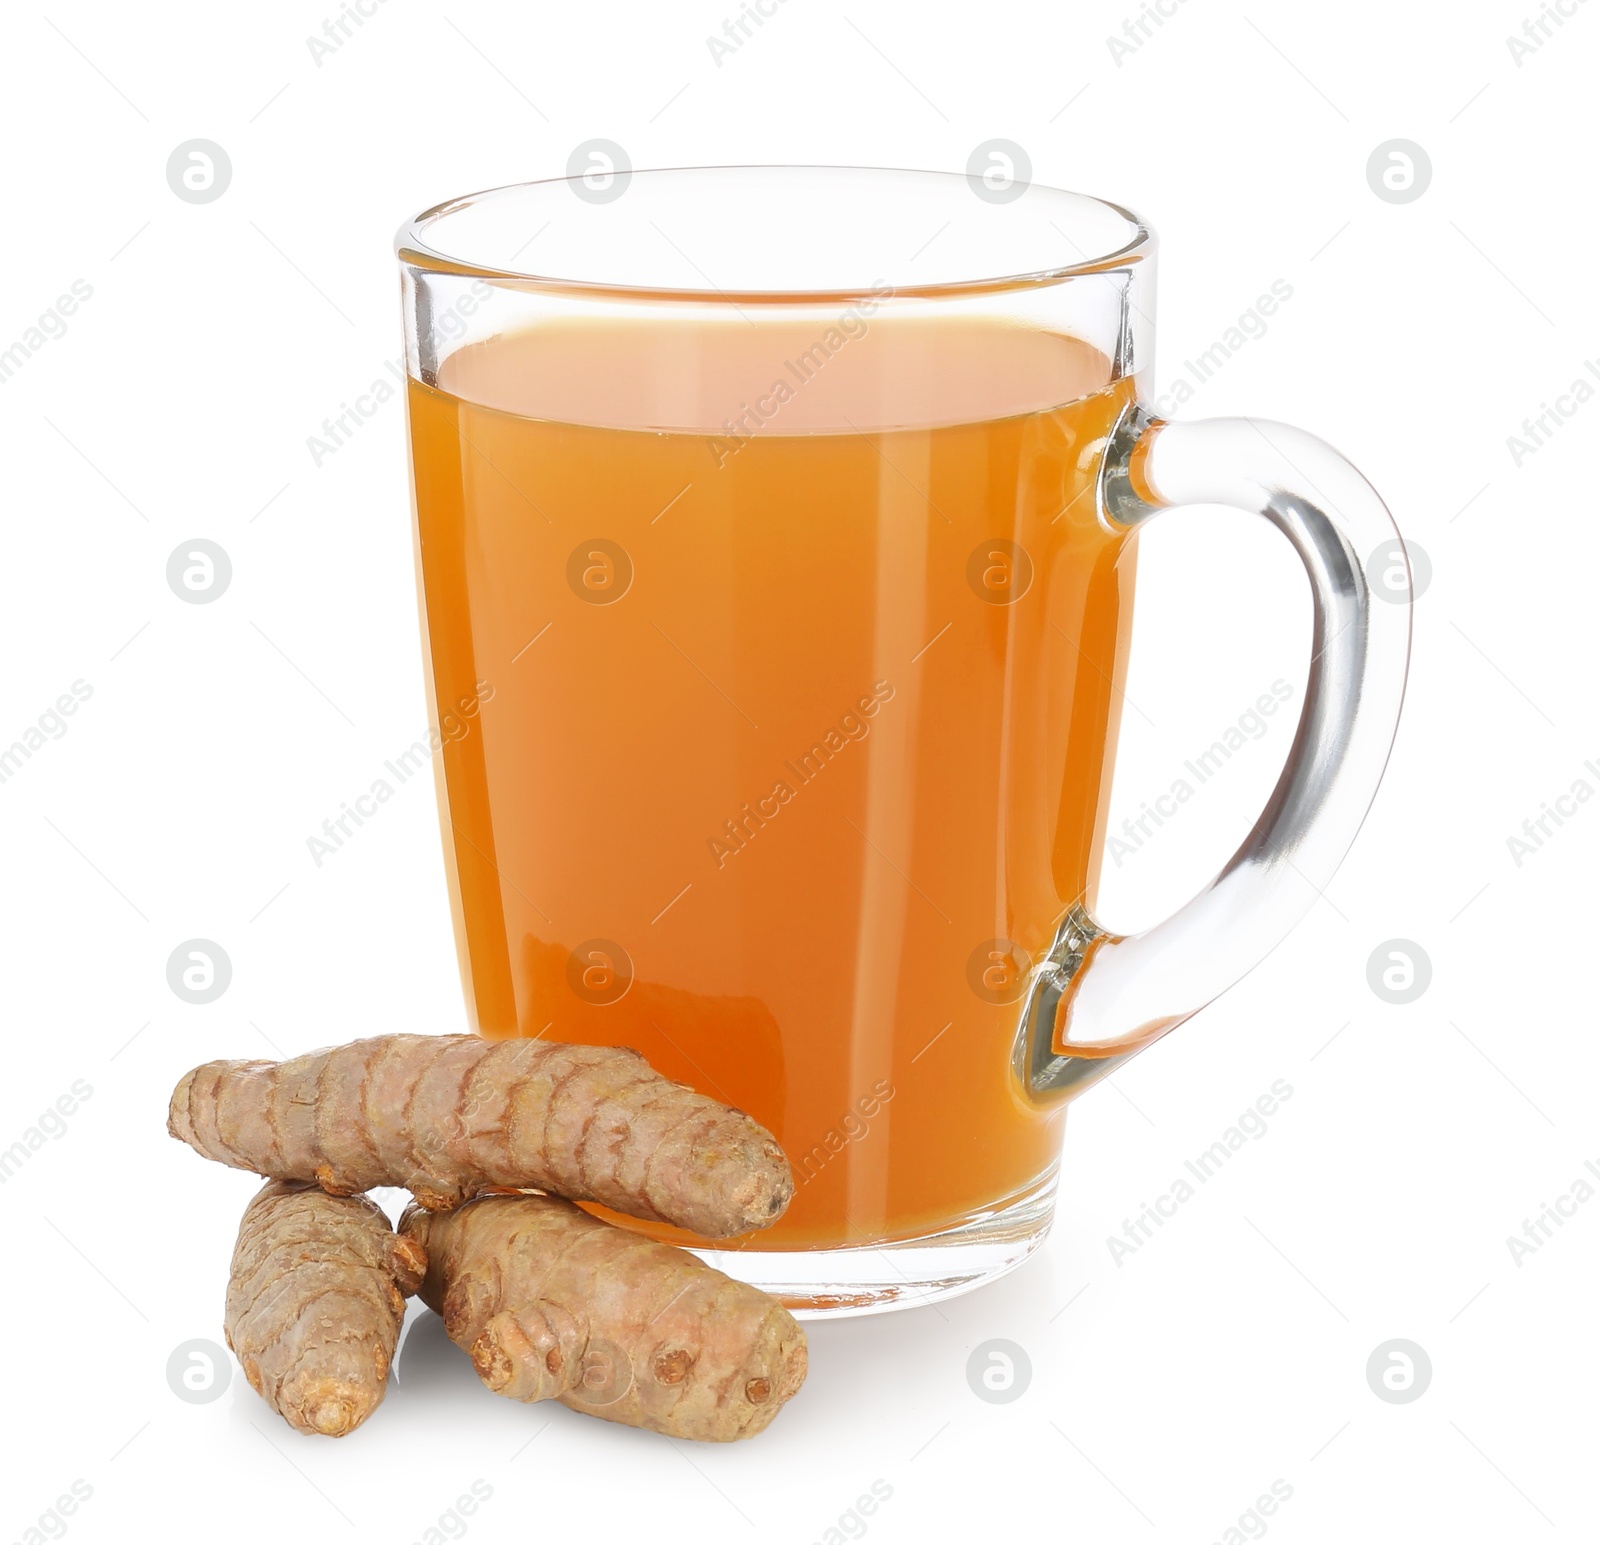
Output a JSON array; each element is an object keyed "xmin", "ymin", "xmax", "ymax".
[{"xmin": 396, "ymin": 166, "xmax": 1410, "ymax": 1315}]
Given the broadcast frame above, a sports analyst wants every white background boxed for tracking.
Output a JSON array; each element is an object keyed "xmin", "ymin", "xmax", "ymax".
[{"xmin": 1, "ymin": 1, "xmax": 1595, "ymax": 1541}]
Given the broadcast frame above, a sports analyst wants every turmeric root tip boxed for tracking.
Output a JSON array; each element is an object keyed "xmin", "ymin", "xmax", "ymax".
[
  {"xmin": 401, "ymin": 1195, "xmax": 807, "ymax": 1442},
  {"xmin": 170, "ymin": 1034, "xmax": 792, "ymax": 1238},
  {"xmin": 225, "ymin": 1181, "xmax": 425, "ymax": 1438}
]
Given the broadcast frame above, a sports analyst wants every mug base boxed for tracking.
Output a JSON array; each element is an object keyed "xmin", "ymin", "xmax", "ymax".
[{"xmin": 688, "ymin": 1167, "xmax": 1059, "ymax": 1318}]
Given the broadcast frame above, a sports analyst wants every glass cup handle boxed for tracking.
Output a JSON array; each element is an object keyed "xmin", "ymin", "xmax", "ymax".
[{"xmin": 1016, "ymin": 406, "xmax": 1412, "ymax": 1103}]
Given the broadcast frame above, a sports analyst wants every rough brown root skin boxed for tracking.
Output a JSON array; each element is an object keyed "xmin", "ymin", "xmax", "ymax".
[
  {"xmin": 170, "ymin": 1035, "xmax": 792, "ymax": 1239},
  {"xmin": 401, "ymin": 1195, "xmax": 806, "ymax": 1442},
  {"xmin": 225, "ymin": 1181, "xmax": 424, "ymax": 1438}
]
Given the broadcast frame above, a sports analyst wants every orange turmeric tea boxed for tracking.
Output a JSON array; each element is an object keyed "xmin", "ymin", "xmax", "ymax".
[{"xmin": 405, "ymin": 308, "xmax": 1137, "ymax": 1248}]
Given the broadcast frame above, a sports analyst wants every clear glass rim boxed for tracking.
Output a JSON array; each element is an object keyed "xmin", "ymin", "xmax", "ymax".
[{"xmin": 395, "ymin": 164, "xmax": 1153, "ymax": 305}]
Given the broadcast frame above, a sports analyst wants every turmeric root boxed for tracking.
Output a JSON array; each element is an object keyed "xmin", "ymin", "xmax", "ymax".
[
  {"xmin": 169, "ymin": 1034, "xmax": 792, "ymax": 1238},
  {"xmin": 400, "ymin": 1195, "xmax": 806, "ymax": 1442},
  {"xmin": 225, "ymin": 1181, "xmax": 426, "ymax": 1437}
]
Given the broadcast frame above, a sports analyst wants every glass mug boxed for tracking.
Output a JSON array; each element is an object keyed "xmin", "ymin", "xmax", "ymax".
[{"xmin": 396, "ymin": 167, "xmax": 1409, "ymax": 1315}]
